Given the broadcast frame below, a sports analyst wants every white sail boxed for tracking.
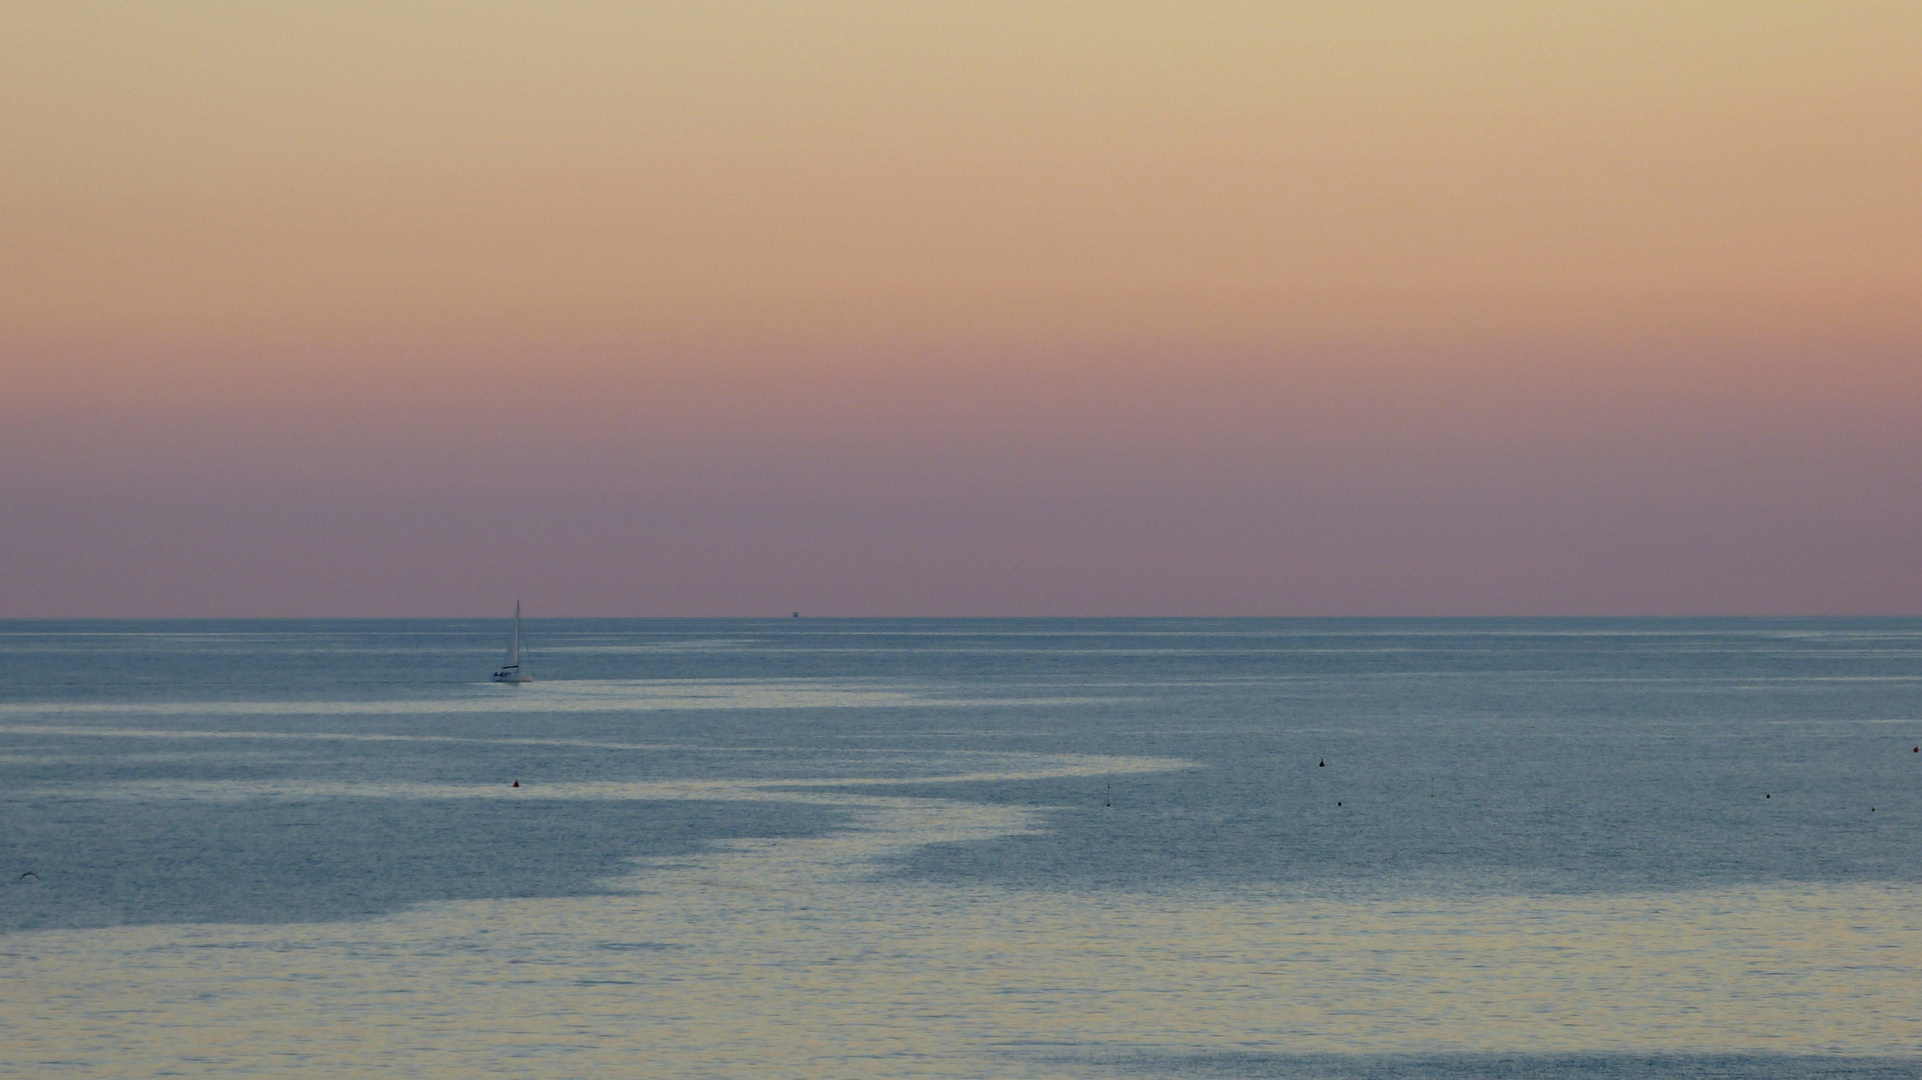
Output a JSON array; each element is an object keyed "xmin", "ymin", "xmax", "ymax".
[
  {"xmin": 503, "ymin": 602, "xmax": 521, "ymax": 667},
  {"xmin": 492, "ymin": 601, "xmax": 532, "ymax": 683}
]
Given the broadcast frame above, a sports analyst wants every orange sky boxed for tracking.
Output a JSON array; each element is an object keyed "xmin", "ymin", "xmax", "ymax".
[{"xmin": 3, "ymin": 2, "xmax": 1919, "ymax": 615}]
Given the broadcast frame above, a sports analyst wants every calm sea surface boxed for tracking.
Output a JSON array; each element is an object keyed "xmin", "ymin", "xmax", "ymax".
[{"xmin": 3, "ymin": 618, "xmax": 1919, "ymax": 1077}]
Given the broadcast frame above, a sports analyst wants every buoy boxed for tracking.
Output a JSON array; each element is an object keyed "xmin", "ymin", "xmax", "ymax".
[
  {"xmin": 1337, "ymin": 801, "xmax": 1342, "ymax": 806},
  {"xmin": 1319, "ymin": 760, "xmax": 1325, "ymax": 767},
  {"xmin": 512, "ymin": 780, "xmax": 520, "ymax": 788},
  {"xmin": 1766, "ymin": 794, "xmax": 1770, "ymax": 798}
]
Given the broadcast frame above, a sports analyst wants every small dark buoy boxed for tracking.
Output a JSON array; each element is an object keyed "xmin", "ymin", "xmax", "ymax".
[
  {"xmin": 792, "ymin": 611, "xmax": 800, "ymax": 618},
  {"xmin": 512, "ymin": 780, "xmax": 520, "ymax": 788},
  {"xmin": 1319, "ymin": 760, "xmax": 1325, "ymax": 768},
  {"xmin": 1337, "ymin": 801, "xmax": 1342, "ymax": 806},
  {"xmin": 1765, "ymin": 794, "xmax": 1770, "ymax": 798}
]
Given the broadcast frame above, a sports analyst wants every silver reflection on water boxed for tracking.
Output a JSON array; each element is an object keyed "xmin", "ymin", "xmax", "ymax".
[{"xmin": 8, "ymin": 798, "xmax": 1920, "ymax": 1075}]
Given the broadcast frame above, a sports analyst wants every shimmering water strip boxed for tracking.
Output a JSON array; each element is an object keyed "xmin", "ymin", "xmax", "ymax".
[
  {"xmin": 37, "ymin": 753, "xmax": 1194, "ymax": 803},
  {"xmin": 6, "ymin": 786, "xmax": 1919, "ymax": 1077},
  {"xmin": 0, "ymin": 678, "xmax": 1111, "ymax": 716}
]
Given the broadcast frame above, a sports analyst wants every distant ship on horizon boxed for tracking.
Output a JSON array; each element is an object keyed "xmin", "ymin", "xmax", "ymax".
[{"xmin": 491, "ymin": 601, "xmax": 532, "ymax": 684}]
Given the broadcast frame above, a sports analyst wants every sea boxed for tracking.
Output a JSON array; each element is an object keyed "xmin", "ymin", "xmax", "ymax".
[{"xmin": 2, "ymin": 618, "xmax": 1919, "ymax": 1078}]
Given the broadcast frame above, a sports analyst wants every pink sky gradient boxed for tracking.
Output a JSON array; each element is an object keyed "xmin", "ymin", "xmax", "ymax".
[{"xmin": 3, "ymin": 3, "xmax": 1919, "ymax": 615}]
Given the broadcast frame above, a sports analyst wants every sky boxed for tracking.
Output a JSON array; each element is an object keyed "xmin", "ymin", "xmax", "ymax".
[{"xmin": 3, "ymin": 1, "xmax": 1919, "ymax": 616}]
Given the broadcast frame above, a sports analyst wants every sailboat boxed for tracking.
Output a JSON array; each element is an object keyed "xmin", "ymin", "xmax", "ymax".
[{"xmin": 491, "ymin": 601, "xmax": 533, "ymax": 684}]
